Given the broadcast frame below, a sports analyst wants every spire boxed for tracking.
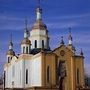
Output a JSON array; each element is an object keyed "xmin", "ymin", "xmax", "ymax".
[
  {"xmin": 7, "ymin": 34, "xmax": 15, "ymax": 56},
  {"xmin": 36, "ymin": 0, "xmax": 42, "ymax": 20},
  {"xmin": 25, "ymin": 18, "xmax": 28, "ymax": 30},
  {"xmin": 24, "ymin": 19, "xmax": 29, "ymax": 38},
  {"xmin": 60, "ymin": 36, "xmax": 64, "ymax": 45},
  {"xmin": 38, "ymin": 0, "xmax": 40, "ymax": 8},
  {"xmin": 80, "ymin": 48, "xmax": 84, "ymax": 56},
  {"xmin": 68, "ymin": 27, "xmax": 73, "ymax": 45},
  {"xmin": 9, "ymin": 34, "xmax": 13, "ymax": 50}
]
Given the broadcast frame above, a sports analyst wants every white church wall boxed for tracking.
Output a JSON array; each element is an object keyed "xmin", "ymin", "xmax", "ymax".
[
  {"xmin": 4, "ymin": 67, "xmax": 8, "ymax": 88},
  {"xmin": 25, "ymin": 54, "xmax": 42, "ymax": 87},
  {"xmin": 21, "ymin": 60, "xmax": 25, "ymax": 88},
  {"xmin": 14, "ymin": 59, "xmax": 25, "ymax": 88},
  {"xmin": 7, "ymin": 65, "xmax": 12, "ymax": 88},
  {"xmin": 14, "ymin": 60, "xmax": 21, "ymax": 88},
  {"xmin": 4, "ymin": 57, "xmax": 25, "ymax": 88},
  {"xmin": 5, "ymin": 54, "xmax": 42, "ymax": 88}
]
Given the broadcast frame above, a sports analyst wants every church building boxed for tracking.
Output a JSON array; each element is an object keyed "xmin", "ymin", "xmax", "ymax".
[{"xmin": 4, "ymin": 2, "xmax": 85, "ymax": 90}]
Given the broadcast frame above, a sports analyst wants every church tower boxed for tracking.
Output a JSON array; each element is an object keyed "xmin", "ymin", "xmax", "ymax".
[
  {"xmin": 29, "ymin": 0, "xmax": 50, "ymax": 52},
  {"xmin": 6, "ymin": 35, "xmax": 15, "ymax": 63},
  {"xmin": 21, "ymin": 20, "xmax": 31, "ymax": 54}
]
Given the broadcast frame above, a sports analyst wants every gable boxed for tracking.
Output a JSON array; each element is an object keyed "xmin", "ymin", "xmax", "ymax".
[{"xmin": 53, "ymin": 45, "xmax": 74, "ymax": 60}]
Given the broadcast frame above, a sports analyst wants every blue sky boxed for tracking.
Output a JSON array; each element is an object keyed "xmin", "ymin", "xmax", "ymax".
[{"xmin": 0, "ymin": 0, "xmax": 90, "ymax": 76}]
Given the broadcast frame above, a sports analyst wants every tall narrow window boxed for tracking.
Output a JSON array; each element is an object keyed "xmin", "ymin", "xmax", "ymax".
[
  {"xmin": 23, "ymin": 47, "xmax": 25, "ymax": 54},
  {"xmin": 42, "ymin": 40, "xmax": 44, "ymax": 48},
  {"xmin": 35, "ymin": 40, "xmax": 37, "ymax": 48},
  {"xmin": 4, "ymin": 71, "xmax": 6, "ymax": 88},
  {"xmin": 26, "ymin": 47, "xmax": 28, "ymax": 54},
  {"xmin": 26, "ymin": 69, "xmax": 28, "ymax": 84},
  {"xmin": 8, "ymin": 57, "xmax": 10, "ymax": 63},
  {"xmin": 47, "ymin": 66, "xmax": 50, "ymax": 83},
  {"xmin": 77, "ymin": 68, "xmax": 79, "ymax": 84}
]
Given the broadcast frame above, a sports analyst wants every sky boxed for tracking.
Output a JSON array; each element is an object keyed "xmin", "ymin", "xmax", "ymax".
[{"xmin": 0, "ymin": 0, "xmax": 90, "ymax": 76}]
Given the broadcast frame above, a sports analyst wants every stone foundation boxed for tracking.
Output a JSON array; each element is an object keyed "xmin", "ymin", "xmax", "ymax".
[{"xmin": 5, "ymin": 86, "xmax": 59, "ymax": 90}]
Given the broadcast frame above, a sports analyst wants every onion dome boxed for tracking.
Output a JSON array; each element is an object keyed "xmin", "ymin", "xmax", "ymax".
[
  {"xmin": 32, "ymin": 20, "xmax": 47, "ymax": 30},
  {"xmin": 6, "ymin": 49, "xmax": 15, "ymax": 56},
  {"xmin": 21, "ymin": 38, "xmax": 31, "ymax": 45}
]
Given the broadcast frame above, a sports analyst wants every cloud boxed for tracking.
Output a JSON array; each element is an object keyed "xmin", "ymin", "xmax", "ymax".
[
  {"xmin": 0, "ymin": 14, "xmax": 24, "ymax": 21},
  {"xmin": 47, "ymin": 22, "xmax": 78, "ymax": 29},
  {"xmin": 0, "ymin": 13, "xmax": 90, "ymax": 31},
  {"xmin": 0, "ymin": 14, "xmax": 33, "ymax": 31},
  {"xmin": 45, "ymin": 13, "xmax": 90, "ymax": 29},
  {"xmin": 47, "ymin": 13, "xmax": 90, "ymax": 20}
]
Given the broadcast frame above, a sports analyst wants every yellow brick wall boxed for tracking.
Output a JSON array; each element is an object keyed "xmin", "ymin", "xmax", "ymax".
[{"xmin": 53, "ymin": 45, "xmax": 85, "ymax": 90}]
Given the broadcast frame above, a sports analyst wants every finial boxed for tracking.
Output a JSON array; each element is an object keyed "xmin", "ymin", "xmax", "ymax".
[
  {"xmin": 24, "ymin": 19, "xmax": 29, "ymax": 38},
  {"xmin": 9, "ymin": 34, "xmax": 13, "ymax": 50},
  {"xmin": 80, "ymin": 48, "xmax": 84, "ymax": 56},
  {"xmin": 10, "ymin": 34, "xmax": 13, "ymax": 46},
  {"xmin": 38, "ymin": 0, "xmax": 40, "ymax": 8},
  {"xmin": 10, "ymin": 34, "xmax": 12, "ymax": 42},
  {"xmin": 68, "ymin": 27, "xmax": 72, "ymax": 40},
  {"xmin": 36, "ymin": 0, "xmax": 42, "ymax": 20},
  {"xmin": 25, "ymin": 18, "xmax": 28, "ymax": 30},
  {"xmin": 60, "ymin": 36, "xmax": 64, "ymax": 45},
  {"xmin": 69, "ymin": 27, "xmax": 71, "ymax": 34},
  {"xmin": 68, "ymin": 27, "xmax": 73, "ymax": 45}
]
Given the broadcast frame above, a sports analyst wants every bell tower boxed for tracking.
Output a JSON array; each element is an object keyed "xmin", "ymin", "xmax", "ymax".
[
  {"xmin": 29, "ymin": 0, "xmax": 50, "ymax": 52},
  {"xmin": 21, "ymin": 19, "xmax": 31, "ymax": 54}
]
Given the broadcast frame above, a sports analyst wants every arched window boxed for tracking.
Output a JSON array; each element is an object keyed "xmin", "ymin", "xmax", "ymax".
[
  {"xmin": 23, "ymin": 47, "xmax": 25, "ymax": 54},
  {"xmin": 26, "ymin": 69, "xmax": 28, "ymax": 84},
  {"xmin": 77, "ymin": 68, "xmax": 79, "ymax": 84},
  {"xmin": 26, "ymin": 47, "xmax": 28, "ymax": 54},
  {"xmin": 35, "ymin": 40, "xmax": 37, "ymax": 48},
  {"xmin": 47, "ymin": 66, "xmax": 50, "ymax": 83},
  {"xmin": 42, "ymin": 40, "xmax": 44, "ymax": 48}
]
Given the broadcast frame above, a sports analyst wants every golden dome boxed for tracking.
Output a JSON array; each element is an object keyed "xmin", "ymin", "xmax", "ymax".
[
  {"xmin": 21, "ymin": 38, "xmax": 31, "ymax": 45},
  {"xmin": 32, "ymin": 20, "xmax": 47, "ymax": 30},
  {"xmin": 6, "ymin": 49, "xmax": 15, "ymax": 56}
]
